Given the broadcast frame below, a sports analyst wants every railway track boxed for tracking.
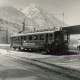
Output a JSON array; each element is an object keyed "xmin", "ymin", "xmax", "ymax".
[{"xmin": 4, "ymin": 52, "xmax": 80, "ymax": 80}]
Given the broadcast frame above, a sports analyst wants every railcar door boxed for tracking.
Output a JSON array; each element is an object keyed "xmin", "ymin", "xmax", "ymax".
[
  {"xmin": 21, "ymin": 36, "xmax": 23, "ymax": 46},
  {"xmin": 45, "ymin": 34, "xmax": 49, "ymax": 44}
]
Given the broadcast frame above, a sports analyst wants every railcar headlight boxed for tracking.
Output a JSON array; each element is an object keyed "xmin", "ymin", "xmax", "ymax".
[{"xmin": 24, "ymin": 41, "xmax": 26, "ymax": 43}]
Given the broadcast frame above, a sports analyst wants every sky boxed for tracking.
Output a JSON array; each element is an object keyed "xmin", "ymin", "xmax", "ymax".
[{"xmin": 0, "ymin": 0, "xmax": 80, "ymax": 26}]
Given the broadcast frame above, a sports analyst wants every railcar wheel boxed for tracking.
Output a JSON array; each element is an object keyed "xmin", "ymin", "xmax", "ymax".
[
  {"xmin": 36, "ymin": 49, "xmax": 41, "ymax": 53},
  {"xmin": 45, "ymin": 47, "xmax": 51, "ymax": 54},
  {"xmin": 18, "ymin": 48, "xmax": 21, "ymax": 51},
  {"xmin": 13, "ymin": 47, "xmax": 16, "ymax": 50},
  {"xmin": 45, "ymin": 44, "xmax": 51, "ymax": 54}
]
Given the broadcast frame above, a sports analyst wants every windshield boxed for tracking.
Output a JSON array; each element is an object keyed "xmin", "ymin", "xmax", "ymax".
[{"xmin": 64, "ymin": 34, "xmax": 67, "ymax": 41}]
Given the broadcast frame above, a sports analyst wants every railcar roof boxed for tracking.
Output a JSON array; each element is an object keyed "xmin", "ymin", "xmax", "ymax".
[{"xmin": 11, "ymin": 30, "xmax": 56, "ymax": 37}]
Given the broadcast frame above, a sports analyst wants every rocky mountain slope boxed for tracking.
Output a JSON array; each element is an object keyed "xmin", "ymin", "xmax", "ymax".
[
  {"xmin": 0, "ymin": 4, "xmax": 67, "ymax": 34},
  {"xmin": 0, "ymin": 5, "xmax": 24, "ymax": 24},
  {"xmin": 0, "ymin": 18, "xmax": 22, "ymax": 34},
  {"xmin": 0, "ymin": 5, "xmax": 36, "ymax": 34},
  {"xmin": 22, "ymin": 4, "xmax": 67, "ymax": 30}
]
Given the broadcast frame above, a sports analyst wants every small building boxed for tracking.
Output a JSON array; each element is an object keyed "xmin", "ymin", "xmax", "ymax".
[{"xmin": 0, "ymin": 30, "xmax": 8, "ymax": 44}]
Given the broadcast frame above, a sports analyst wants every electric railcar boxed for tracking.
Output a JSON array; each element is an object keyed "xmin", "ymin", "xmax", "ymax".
[{"xmin": 10, "ymin": 30, "xmax": 69, "ymax": 54}]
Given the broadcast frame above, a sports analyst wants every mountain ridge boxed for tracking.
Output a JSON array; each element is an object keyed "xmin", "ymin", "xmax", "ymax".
[
  {"xmin": 22, "ymin": 3, "xmax": 67, "ymax": 30},
  {"xmin": 0, "ymin": 4, "xmax": 68, "ymax": 34}
]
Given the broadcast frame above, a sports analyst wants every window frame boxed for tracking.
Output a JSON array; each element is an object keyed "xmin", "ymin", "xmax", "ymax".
[
  {"xmin": 48, "ymin": 33, "xmax": 53, "ymax": 40},
  {"xmin": 29, "ymin": 35, "xmax": 32, "ymax": 40},
  {"xmin": 39, "ymin": 34, "xmax": 44, "ymax": 40},
  {"xmin": 33, "ymin": 35, "xmax": 38, "ymax": 40}
]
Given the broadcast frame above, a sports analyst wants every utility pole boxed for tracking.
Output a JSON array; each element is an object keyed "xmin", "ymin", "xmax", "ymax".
[
  {"xmin": 60, "ymin": 12, "xmax": 64, "ymax": 31},
  {"xmin": 63, "ymin": 12, "xmax": 64, "ymax": 27},
  {"xmin": 34, "ymin": 27, "xmax": 35, "ymax": 32},
  {"xmin": 22, "ymin": 18, "xmax": 25, "ymax": 32}
]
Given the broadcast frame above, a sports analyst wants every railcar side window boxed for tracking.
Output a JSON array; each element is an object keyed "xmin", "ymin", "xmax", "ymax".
[
  {"xmin": 34, "ymin": 35, "xmax": 38, "ymax": 40},
  {"xmin": 40, "ymin": 35, "xmax": 44, "ymax": 40},
  {"xmin": 29, "ymin": 35, "xmax": 32, "ymax": 40},
  {"xmin": 21, "ymin": 36, "xmax": 24, "ymax": 40},
  {"xmin": 12, "ymin": 37, "xmax": 18, "ymax": 41},
  {"xmin": 24, "ymin": 36, "xmax": 26, "ymax": 40},
  {"xmin": 49, "ymin": 33, "xmax": 53, "ymax": 40},
  {"xmin": 21, "ymin": 36, "xmax": 26, "ymax": 40},
  {"xmin": 18, "ymin": 36, "xmax": 21, "ymax": 41}
]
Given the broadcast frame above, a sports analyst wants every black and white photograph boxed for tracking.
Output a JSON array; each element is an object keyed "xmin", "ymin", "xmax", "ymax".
[{"xmin": 0, "ymin": 0, "xmax": 80, "ymax": 80}]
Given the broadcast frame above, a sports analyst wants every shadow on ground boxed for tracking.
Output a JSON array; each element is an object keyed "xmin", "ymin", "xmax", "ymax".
[{"xmin": 0, "ymin": 69, "xmax": 49, "ymax": 80}]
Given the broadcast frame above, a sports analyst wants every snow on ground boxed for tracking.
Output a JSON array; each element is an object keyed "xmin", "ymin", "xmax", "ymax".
[
  {"xmin": 0, "ymin": 44, "xmax": 10, "ymax": 46},
  {"xmin": 0, "ymin": 44, "xmax": 52, "ymax": 59},
  {"xmin": 0, "ymin": 49, "xmax": 52, "ymax": 59},
  {"xmin": 1, "ymin": 44, "xmax": 80, "ymax": 70}
]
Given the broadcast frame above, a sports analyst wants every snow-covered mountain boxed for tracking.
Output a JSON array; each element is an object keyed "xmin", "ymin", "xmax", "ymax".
[
  {"xmin": 0, "ymin": 5, "xmax": 25, "ymax": 24},
  {"xmin": 0, "ymin": 5, "xmax": 36, "ymax": 33},
  {"xmin": 22, "ymin": 4, "xmax": 67, "ymax": 30},
  {"xmin": 0, "ymin": 4, "xmax": 68, "ymax": 34},
  {"xmin": 0, "ymin": 17, "xmax": 29, "ymax": 34}
]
